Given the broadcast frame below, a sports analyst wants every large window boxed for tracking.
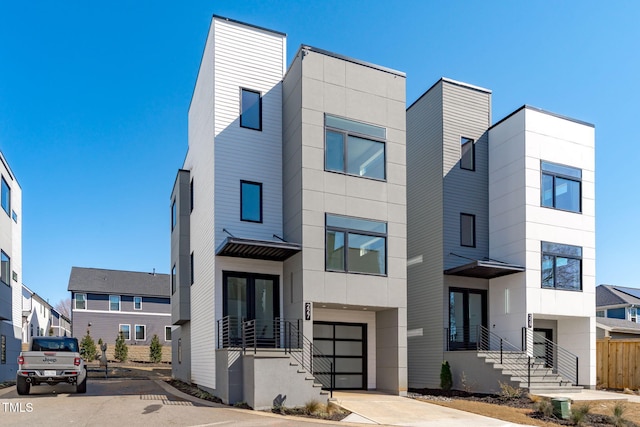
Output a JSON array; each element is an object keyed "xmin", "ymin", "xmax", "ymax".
[
  {"xmin": 135, "ymin": 324, "xmax": 146, "ymax": 341},
  {"xmin": 1, "ymin": 177, "xmax": 10, "ymax": 216},
  {"xmin": 460, "ymin": 213, "xmax": 476, "ymax": 247},
  {"xmin": 325, "ymin": 114, "xmax": 386, "ymax": 180},
  {"xmin": 326, "ymin": 214, "xmax": 387, "ymax": 275},
  {"xmin": 541, "ymin": 242, "xmax": 582, "ymax": 291},
  {"xmin": 119, "ymin": 324, "xmax": 130, "ymax": 340},
  {"xmin": 460, "ymin": 137, "xmax": 475, "ymax": 171},
  {"xmin": 75, "ymin": 293, "xmax": 86, "ymax": 310},
  {"xmin": 109, "ymin": 295, "xmax": 121, "ymax": 311},
  {"xmin": 541, "ymin": 161, "xmax": 581, "ymax": 213},
  {"xmin": 0, "ymin": 251, "xmax": 9, "ymax": 286},
  {"xmin": 240, "ymin": 88, "xmax": 261, "ymax": 130},
  {"xmin": 240, "ymin": 180, "xmax": 262, "ymax": 223}
]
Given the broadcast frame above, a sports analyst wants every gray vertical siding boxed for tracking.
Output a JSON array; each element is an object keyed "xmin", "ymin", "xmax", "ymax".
[
  {"xmin": 406, "ymin": 82, "xmax": 445, "ymax": 388},
  {"xmin": 171, "ymin": 169, "xmax": 191, "ymax": 325}
]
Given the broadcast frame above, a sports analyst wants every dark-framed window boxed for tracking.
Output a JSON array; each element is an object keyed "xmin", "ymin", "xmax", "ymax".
[
  {"xmin": 171, "ymin": 264, "xmax": 176, "ymax": 294},
  {"xmin": 1, "ymin": 177, "xmax": 10, "ymax": 216},
  {"xmin": 240, "ymin": 180, "xmax": 262, "ymax": 223},
  {"xmin": 171, "ymin": 198, "xmax": 177, "ymax": 231},
  {"xmin": 133, "ymin": 296, "xmax": 142, "ymax": 310},
  {"xmin": 75, "ymin": 293, "xmax": 86, "ymax": 310},
  {"xmin": 541, "ymin": 241, "xmax": 582, "ymax": 291},
  {"xmin": 0, "ymin": 251, "xmax": 9, "ymax": 286},
  {"xmin": 460, "ymin": 213, "xmax": 476, "ymax": 247},
  {"xmin": 325, "ymin": 114, "xmax": 386, "ymax": 180},
  {"xmin": 135, "ymin": 324, "xmax": 146, "ymax": 341},
  {"xmin": 325, "ymin": 214, "xmax": 387, "ymax": 275},
  {"xmin": 240, "ymin": 88, "xmax": 262, "ymax": 130},
  {"xmin": 460, "ymin": 137, "xmax": 475, "ymax": 171},
  {"xmin": 541, "ymin": 161, "xmax": 581, "ymax": 213},
  {"xmin": 190, "ymin": 252, "xmax": 194, "ymax": 285},
  {"xmin": 165, "ymin": 326, "xmax": 172, "ymax": 341},
  {"xmin": 190, "ymin": 179, "xmax": 194, "ymax": 212}
]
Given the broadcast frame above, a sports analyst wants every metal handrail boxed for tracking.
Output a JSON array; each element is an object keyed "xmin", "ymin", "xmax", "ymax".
[{"xmin": 523, "ymin": 327, "xmax": 578, "ymax": 386}]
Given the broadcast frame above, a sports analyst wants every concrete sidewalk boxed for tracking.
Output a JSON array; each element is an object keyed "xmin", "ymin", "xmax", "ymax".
[
  {"xmin": 332, "ymin": 391, "xmax": 534, "ymax": 426},
  {"xmin": 537, "ymin": 388, "xmax": 640, "ymax": 403}
]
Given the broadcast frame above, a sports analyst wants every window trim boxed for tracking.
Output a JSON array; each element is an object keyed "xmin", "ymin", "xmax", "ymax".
[
  {"xmin": 239, "ymin": 87, "xmax": 262, "ymax": 131},
  {"xmin": 0, "ymin": 251, "xmax": 9, "ymax": 286},
  {"xmin": 165, "ymin": 326, "xmax": 172, "ymax": 342},
  {"xmin": 109, "ymin": 295, "xmax": 121, "ymax": 311},
  {"xmin": 460, "ymin": 137, "xmax": 475, "ymax": 171},
  {"xmin": 541, "ymin": 241, "xmax": 583, "ymax": 291},
  {"xmin": 325, "ymin": 213, "xmax": 388, "ymax": 276},
  {"xmin": 134, "ymin": 324, "xmax": 146, "ymax": 341},
  {"xmin": 119, "ymin": 324, "xmax": 131, "ymax": 340},
  {"xmin": 75, "ymin": 293, "xmax": 87, "ymax": 310},
  {"xmin": 460, "ymin": 213, "xmax": 476, "ymax": 248},
  {"xmin": 133, "ymin": 296, "xmax": 142, "ymax": 311},
  {"xmin": 324, "ymin": 114, "xmax": 387, "ymax": 181},
  {"xmin": 540, "ymin": 160, "xmax": 582, "ymax": 213},
  {"xmin": 240, "ymin": 180, "xmax": 263, "ymax": 223}
]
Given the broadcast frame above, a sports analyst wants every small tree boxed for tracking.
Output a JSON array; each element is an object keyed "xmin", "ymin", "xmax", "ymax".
[
  {"xmin": 149, "ymin": 334, "xmax": 162, "ymax": 363},
  {"xmin": 440, "ymin": 360, "xmax": 453, "ymax": 391},
  {"xmin": 80, "ymin": 329, "xmax": 97, "ymax": 361},
  {"xmin": 114, "ymin": 331, "xmax": 128, "ymax": 362}
]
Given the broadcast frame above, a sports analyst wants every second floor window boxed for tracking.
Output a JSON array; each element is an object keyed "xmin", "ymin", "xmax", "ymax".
[
  {"xmin": 541, "ymin": 161, "xmax": 581, "ymax": 213},
  {"xmin": 460, "ymin": 137, "xmax": 475, "ymax": 171},
  {"xmin": 541, "ymin": 241, "xmax": 582, "ymax": 291},
  {"xmin": 326, "ymin": 214, "xmax": 387, "ymax": 275},
  {"xmin": 0, "ymin": 251, "xmax": 9, "ymax": 286},
  {"xmin": 460, "ymin": 213, "xmax": 476, "ymax": 247},
  {"xmin": 75, "ymin": 293, "xmax": 86, "ymax": 310},
  {"xmin": 171, "ymin": 198, "xmax": 177, "ymax": 230},
  {"xmin": 171, "ymin": 265, "xmax": 176, "ymax": 294},
  {"xmin": 325, "ymin": 114, "xmax": 386, "ymax": 180},
  {"xmin": 240, "ymin": 88, "xmax": 262, "ymax": 130},
  {"xmin": 110, "ymin": 295, "xmax": 121, "ymax": 311},
  {"xmin": 240, "ymin": 181, "xmax": 262, "ymax": 223},
  {"xmin": 1, "ymin": 177, "xmax": 10, "ymax": 216},
  {"xmin": 134, "ymin": 296, "xmax": 142, "ymax": 310}
]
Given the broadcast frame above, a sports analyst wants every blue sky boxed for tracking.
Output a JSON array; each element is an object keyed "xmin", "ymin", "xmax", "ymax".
[{"xmin": 0, "ymin": 1, "xmax": 638, "ymax": 305}]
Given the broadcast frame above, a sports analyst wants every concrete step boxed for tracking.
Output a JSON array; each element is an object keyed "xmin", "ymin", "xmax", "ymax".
[{"xmin": 527, "ymin": 385, "xmax": 583, "ymax": 394}]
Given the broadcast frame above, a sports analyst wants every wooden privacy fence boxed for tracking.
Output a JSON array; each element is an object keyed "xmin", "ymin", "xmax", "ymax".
[{"xmin": 597, "ymin": 338, "xmax": 640, "ymax": 389}]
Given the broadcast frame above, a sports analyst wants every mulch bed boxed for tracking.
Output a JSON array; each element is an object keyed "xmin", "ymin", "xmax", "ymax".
[{"xmin": 410, "ymin": 388, "xmax": 638, "ymax": 427}]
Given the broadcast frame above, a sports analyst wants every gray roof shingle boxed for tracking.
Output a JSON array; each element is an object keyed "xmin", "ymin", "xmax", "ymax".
[
  {"xmin": 67, "ymin": 267, "xmax": 170, "ymax": 298},
  {"xmin": 596, "ymin": 285, "xmax": 640, "ymax": 307},
  {"xmin": 597, "ymin": 317, "xmax": 640, "ymax": 333}
]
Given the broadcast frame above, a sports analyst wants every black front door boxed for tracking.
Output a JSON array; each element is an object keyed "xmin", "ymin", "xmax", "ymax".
[
  {"xmin": 222, "ymin": 271, "xmax": 279, "ymax": 346},
  {"xmin": 449, "ymin": 288, "xmax": 487, "ymax": 350},
  {"xmin": 533, "ymin": 328, "xmax": 553, "ymax": 368}
]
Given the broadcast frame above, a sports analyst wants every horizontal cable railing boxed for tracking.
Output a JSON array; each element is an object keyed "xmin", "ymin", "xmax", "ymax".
[{"xmin": 523, "ymin": 327, "xmax": 578, "ymax": 386}]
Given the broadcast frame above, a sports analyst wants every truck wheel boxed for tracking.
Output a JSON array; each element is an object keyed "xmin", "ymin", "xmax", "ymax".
[
  {"xmin": 16, "ymin": 376, "xmax": 30, "ymax": 395},
  {"xmin": 76, "ymin": 376, "xmax": 87, "ymax": 394}
]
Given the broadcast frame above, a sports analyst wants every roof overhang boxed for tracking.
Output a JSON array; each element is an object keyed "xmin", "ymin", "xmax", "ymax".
[
  {"xmin": 215, "ymin": 237, "xmax": 301, "ymax": 261},
  {"xmin": 444, "ymin": 260, "xmax": 525, "ymax": 279}
]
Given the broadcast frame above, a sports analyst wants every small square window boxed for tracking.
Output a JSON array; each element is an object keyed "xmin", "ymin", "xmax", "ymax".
[
  {"xmin": 460, "ymin": 213, "xmax": 476, "ymax": 247},
  {"xmin": 240, "ymin": 88, "xmax": 262, "ymax": 130},
  {"xmin": 119, "ymin": 324, "xmax": 131, "ymax": 340},
  {"xmin": 240, "ymin": 181, "xmax": 262, "ymax": 223},
  {"xmin": 460, "ymin": 137, "xmax": 475, "ymax": 171},
  {"xmin": 135, "ymin": 324, "xmax": 146, "ymax": 341},
  {"xmin": 109, "ymin": 295, "xmax": 121, "ymax": 311},
  {"xmin": 75, "ymin": 293, "xmax": 86, "ymax": 310},
  {"xmin": 134, "ymin": 296, "xmax": 142, "ymax": 310},
  {"xmin": 165, "ymin": 326, "xmax": 172, "ymax": 341}
]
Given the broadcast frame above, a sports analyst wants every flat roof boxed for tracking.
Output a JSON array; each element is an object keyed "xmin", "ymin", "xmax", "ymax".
[
  {"xmin": 490, "ymin": 105, "xmax": 595, "ymax": 130},
  {"xmin": 407, "ymin": 77, "xmax": 491, "ymax": 111},
  {"xmin": 212, "ymin": 14, "xmax": 286, "ymax": 37},
  {"xmin": 299, "ymin": 45, "xmax": 406, "ymax": 78}
]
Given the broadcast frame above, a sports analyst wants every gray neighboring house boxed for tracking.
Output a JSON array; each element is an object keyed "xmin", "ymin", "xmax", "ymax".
[
  {"xmin": 596, "ymin": 284, "xmax": 640, "ymax": 323},
  {"xmin": 68, "ymin": 267, "xmax": 171, "ymax": 348},
  {"xmin": 596, "ymin": 317, "xmax": 640, "ymax": 339}
]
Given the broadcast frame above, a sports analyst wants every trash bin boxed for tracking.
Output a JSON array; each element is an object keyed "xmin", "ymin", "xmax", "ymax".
[{"xmin": 551, "ymin": 397, "xmax": 571, "ymax": 419}]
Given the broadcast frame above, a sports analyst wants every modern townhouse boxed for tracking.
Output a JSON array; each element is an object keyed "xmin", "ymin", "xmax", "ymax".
[
  {"xmin": 406, "ymin": 78, "xmax": 596, "ymax": 394},
  {"xmin": 0, "ymin": 150, "xmax": 22, "ymax": 382},
  {"xmin": 68, "ymin": 267, "xmax": 171, "ymax": 361},
  {"xmin": 21, "ymin": 284, "xmax": 71, "ymax": 345},
  {"xmin": 170, "ymin": 15, "xmax": 407, "ymax": 408}
]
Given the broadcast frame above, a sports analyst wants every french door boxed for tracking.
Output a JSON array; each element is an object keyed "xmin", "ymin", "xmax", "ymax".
[
  {"xmin": 222, "ymin": 271, "xmax": 279, "ymax": 346},
  {"xmin": 448, "ymin": 288, "xmax": 487, "ymax": 350}
]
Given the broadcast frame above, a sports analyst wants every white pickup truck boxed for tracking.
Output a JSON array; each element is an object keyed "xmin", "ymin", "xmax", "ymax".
[{"xmin": 16, "ymin": 337, "xmax": 87, "ymax": 395}]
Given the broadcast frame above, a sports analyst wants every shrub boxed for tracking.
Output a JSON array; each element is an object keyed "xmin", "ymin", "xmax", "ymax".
[
  {"xmin": 149, "ymin": 334, "xmax": 162, "ymax": 363},
  {"xmin": 440, "ymin": 361, "xmax": 453, "ymax": 391},
  {"xmin": 114, "ymin": 331, "xmax": 128, "ymax": 362},
  {"xmin": 498, "ymin": 381, "xmax": 523, "ymax": 399},
  {"xmin": 80, "ymin": 329, "xmax": 97, "ymax": 361},
  {"xmin": 570, "ymin": 403, "xmax": 590, "ymax": 426},
  {"xmin": 611, "ymin": 401, "xmax": 627, "ymax": 427},
  {"xmin": 304, "ymin": 399, "xmax": 322, "ymax": 415},
  {"xmin": 534, "ymin": 398, "xmax": 554, "ymax": 418}
]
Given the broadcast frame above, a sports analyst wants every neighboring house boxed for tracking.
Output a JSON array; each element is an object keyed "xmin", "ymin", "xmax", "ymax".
[
  {"xmin": 406, "ymin": 79, "xmax": 596, "ymax": 393},
  {"xmin": 67, "ymin": 267, "xmax": 172, "ymax": 358},
  {"xmin": 596, "ymin": 284, "xmax": 640, "ymax": 322},
  {"xmin": 596, "ymin": 317, "xmax": 640, "ymax": 339},
  {"xmin": 0, "ymin": 150, "xmax": 22, "ymax": 382},
  {"xmin": 170, "ymin": 15, "xmax": 407, "ymax": 408},
  {"xmin": 21, "ymin": 284, "xmax": 71, "ymax": 344}
]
